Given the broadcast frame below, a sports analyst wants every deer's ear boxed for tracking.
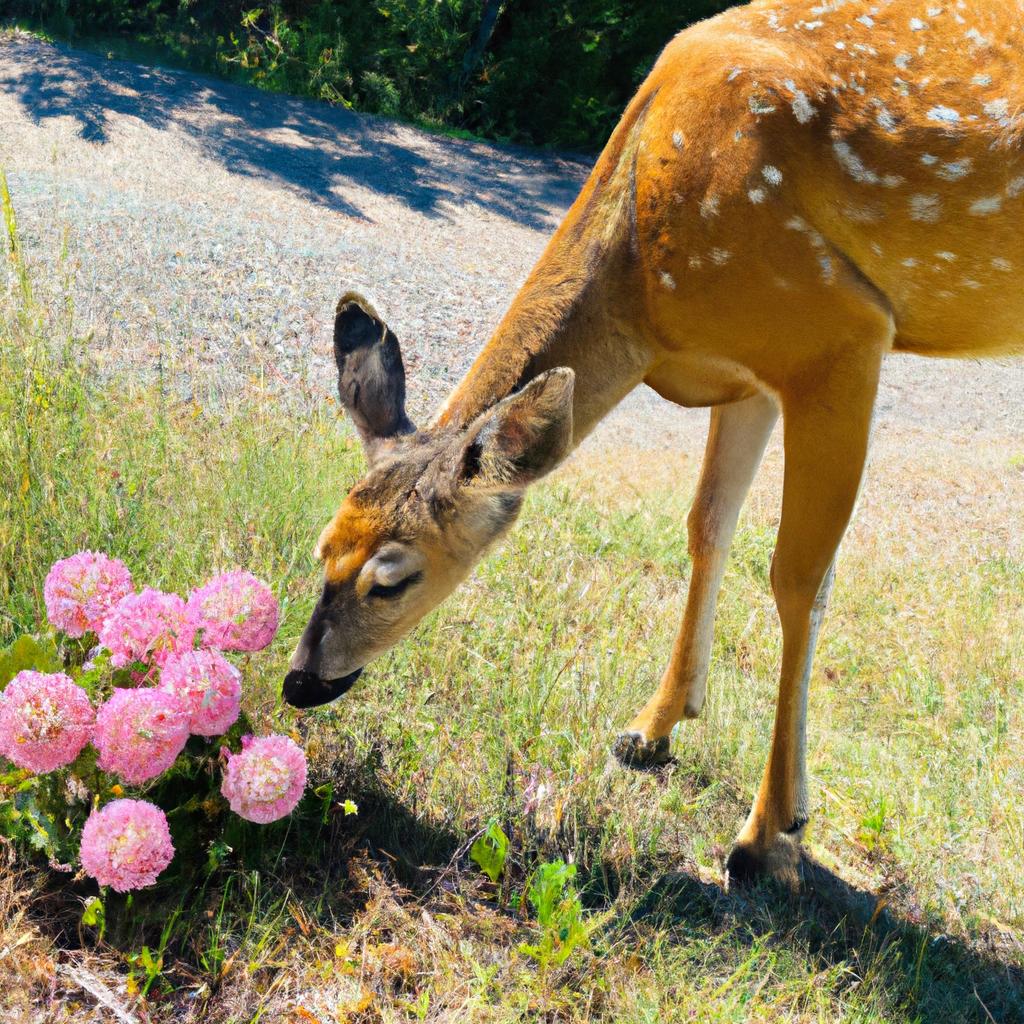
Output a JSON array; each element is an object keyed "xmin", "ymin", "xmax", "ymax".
[
  {"xmin": 334, "ymin": 292, "xmax": 415, "ymax": 456},
  {"xmin": 459, "ymin": 368, "xmax": 575, "ymax": 490}
]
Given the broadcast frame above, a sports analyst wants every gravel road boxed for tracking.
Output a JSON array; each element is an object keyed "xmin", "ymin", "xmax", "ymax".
[{"xmin": 1, "ymin": 34, "xmax": 1022, "ymax": 469}]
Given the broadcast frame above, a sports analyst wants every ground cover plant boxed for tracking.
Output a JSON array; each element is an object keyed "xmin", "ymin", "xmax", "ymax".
[{"xmin": 2, "ymin": 180, "xmax": 1024, "ymax": 1021}]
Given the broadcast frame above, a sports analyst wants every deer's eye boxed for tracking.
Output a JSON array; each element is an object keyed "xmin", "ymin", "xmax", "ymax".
[{"xmin": 367, "ymin": 571, "xmax": 422, "ymax": 600}]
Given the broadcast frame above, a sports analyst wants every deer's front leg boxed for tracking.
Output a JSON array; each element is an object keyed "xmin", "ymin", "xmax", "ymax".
[
  {"xmin": 614, "ymin": 392, "xmax": 778, "ymax": 768},
  {"xmin": 726, "ymin": 359, "xmax": 879, "ymax": 884}
]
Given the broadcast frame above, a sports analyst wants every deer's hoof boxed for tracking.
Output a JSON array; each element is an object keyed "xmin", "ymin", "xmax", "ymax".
[
  {"xmin": 612, "ymin": 731, "xmax": 671, "ymax": 769},
  {"xmin": 725, "ymin": 836, "xmax": 800, "ymax": 889}
]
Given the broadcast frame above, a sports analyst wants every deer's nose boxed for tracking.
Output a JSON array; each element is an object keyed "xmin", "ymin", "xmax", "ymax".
[{"xmin": 282, "ymin": 667, "xmax": 362, "ymax": 708}]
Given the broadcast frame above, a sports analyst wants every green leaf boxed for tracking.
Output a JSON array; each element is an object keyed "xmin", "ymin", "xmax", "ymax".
[
  {"xmin": 469, "ymin": 819, "xmax": 508, "ymax": 883},
  {"xmin": 82, "ymin": 896, "xmax": 105, "ymax": 928},
  {"xmin": 0, "ymin": 635, "xmax": 62, "ymax": 689}
]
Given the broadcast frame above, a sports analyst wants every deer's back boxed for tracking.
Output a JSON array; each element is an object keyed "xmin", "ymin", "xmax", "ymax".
[{"xmin": 629, "ymin": 0, "xmax": 1024, "ymax": 363}]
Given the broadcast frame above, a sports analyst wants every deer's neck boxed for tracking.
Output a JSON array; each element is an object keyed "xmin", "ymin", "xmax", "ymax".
[{"xmin": 433, "ymin": 99, "xmax": 655, "ymax": 446}]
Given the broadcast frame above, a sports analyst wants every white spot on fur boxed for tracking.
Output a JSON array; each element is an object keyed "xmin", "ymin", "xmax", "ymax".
[
  {"xmin": 936, "ymin": 158, "xmax": 973, "ymax": 180},
  {"xmin": 659, "ymin": 271, "xmax": 676, "ymax": 291},
  {"xmin": 799, "ymin": 20, "xmax": 825, "ymax": 30},
  {"xmin": 909, "ymin": 193, "xmax": 941, "ymax": 222},
  {"xmin": 984, "ymin": 98, "xmax": 1010, "ymax": 122},
  {"xmin": 876, "ymin": 108, "xmax": 898, "ymax": 132},
  {"xmin": 991, "ymin": 257, "xmax": 1013, "ymax": 271},
  {"xmin": 789, "ymin": 87, "xmax": 816, "ymax": 123},
  {"xmin": 728, "ymin": 67, "xmax": 742, "ymax": 81},
  {"xmin": 960, "ymin": 278, "xmax": 983, "ymax": 289},
  {"xmin": 909, "ymin": 17, "xmax": 927, "ymax": 30},
  {"xmin": 902, "ymin": 257, "xmax": 919, "ymax": 268},
  {"xmin": 709, "ymin": 248, "xmax": 732, "ymax": 265},
  {"xmin": 857, "ymin": 14, "xmax": 875, "ymax": 26},
  {"xmin": 762, "ymin": 165, "xmax": 783, "ymax": 186},
  {"xmin": 936, "ymin": 251, "xmax": 957, "ymax": 262},
  {"xmin": 688, "ymin": 255, "xmax": 704, "ymax": 270},
  {"xmin": 1007, "ymin": 176, "xmax": 1024, "ymax": 198},
  {"xmin": 894, "ymin": 52, "xmax": 912, "ymax": 69},
  {"xmin": 969, "ymin": 195, "xmax": 1002, "ymax": 215},
  {"xmin": 964, "ymin": 27, "xmax": 989, "ymax": 46},
  {"xmin": 927, "ymin": 106, "xmax": 961, "ymax": 124},
  {"xmin": 749, "ymin": 95, "xmax": 777, "ymax": 115},
  {"xmin": 920, "ymin": 153, "xmax": 939, "ymax": 165},
  {"xmin": 834, "ymin": 40, "xmax": 846, "ymax": 49},
  {"xmin": 700, "ymin": 195, "xmax": 720, "ymax": 218},
  {"xmin": 748, "ymin": 187, "xmax": 766, "ymax": 204},
  {"xmin": 672, "ymin": 130, "xmax": 684, "ymax": 150},
  {"xmin": 972, "ymin": 73, "xmax": 992, "ymax": 86}
]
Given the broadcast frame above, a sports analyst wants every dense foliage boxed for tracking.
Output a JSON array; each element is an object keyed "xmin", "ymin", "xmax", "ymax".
[{"xmin": 8, "ymin": 0, "xmax": 740, "ymax": 148}]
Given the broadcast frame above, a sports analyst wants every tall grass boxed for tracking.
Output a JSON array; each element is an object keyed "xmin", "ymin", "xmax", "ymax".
[{"xmin": 2, "ymin": 178, "xmax": 1023, "ymax": 1022}]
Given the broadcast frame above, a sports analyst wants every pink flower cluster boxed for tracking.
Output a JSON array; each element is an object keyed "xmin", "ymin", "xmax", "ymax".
[
  {"xmin": 79, "ymin": 799, "xmax": 174, "ymax": 892},
  {"xmin": 44, "ymin": 552, "xmax": 133, "ymax": 639},
  {"xmin": 99, "ymin": 588, "xmax": 196, "ymax": 669},
  {"xmin": 221, "ymin": 734, "xmax": 307, "ymax": 823},
  {"xmin": 160, "ymin": 649, "xmax": 242, "ymax": 736},
  {"xmin": 2, "ymin": 554, "xmax": 304, "ymax": 892},
  {"xmin": 188, "ymin": 571, "xmax": 279, "ymax": 652},
  {"xmin": 0, "ymin": 671, "xmax": 94, "ymax": 773},
  {"xmin": 94, "ymin": 688, "xmax": 190, "ymax": 785}
]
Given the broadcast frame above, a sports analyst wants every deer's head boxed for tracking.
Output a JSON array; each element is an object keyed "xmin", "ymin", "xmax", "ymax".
[{"xmin": 283, "ymin": 294, "xmax": 575, "ymax": 708}]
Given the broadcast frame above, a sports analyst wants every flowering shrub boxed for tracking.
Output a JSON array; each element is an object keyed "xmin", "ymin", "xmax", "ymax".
[{"xmin": 0, "ymin": 554, "xmax": 313, "ymax": 896}]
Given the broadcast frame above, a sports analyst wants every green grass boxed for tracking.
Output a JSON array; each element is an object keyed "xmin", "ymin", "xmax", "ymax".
[{"xmin": 2, "ymin": 182, "xmax": 1024, "ymax": 1022}]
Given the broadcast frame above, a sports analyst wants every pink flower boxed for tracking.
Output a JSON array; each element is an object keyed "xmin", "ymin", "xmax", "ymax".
[
  {"xmin": 44, "ymin": 552, "xmax": 133, "ymax": 638},
  {"xmin": 160, "ymin": 649, "xmax": 242, "ymax": 737},
  {"xmin": 0, "ymin": 671, "xmax": 94, "ymax": 773},
  {"xmin": 221, "ymin": 734, "xmax": 307, "ymax": 823},
  {"xmin": 79, "ymin": 799, "xmax": 174, "ymax": 891},
  {"xmin": 98, "ymin": 588, "xmax": 196, "ymax": 668},
  {"xmin": 187, "ymin": 571, "xmax": 279, "ymax": 652},
  {"xmin": 93, "ymin": 688, "xmax": 189, "ymax": 784}
]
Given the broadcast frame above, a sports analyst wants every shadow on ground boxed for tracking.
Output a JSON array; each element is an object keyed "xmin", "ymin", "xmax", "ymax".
[
  {"xmin": 0, "ymin": 38, "xmax": 587, "ymax": 227},
  {"xmin": 628, "ymin": 856, "xmax": 1024, "ymax": 1024}
]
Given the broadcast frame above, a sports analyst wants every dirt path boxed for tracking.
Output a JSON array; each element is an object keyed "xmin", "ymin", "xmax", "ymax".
[{"xmin": 2, "ymin": 33, "xmax": 1022, "ymax": 547}]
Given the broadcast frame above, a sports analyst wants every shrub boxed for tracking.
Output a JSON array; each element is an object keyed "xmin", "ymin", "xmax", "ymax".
[{"xmin": 0, "ymin": 553, "xmax": 307, "ymax": 893}]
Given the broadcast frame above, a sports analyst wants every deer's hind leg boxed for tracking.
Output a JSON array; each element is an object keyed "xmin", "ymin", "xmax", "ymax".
[
  {"xmin": 726, "ymin": 343, "xmax": 884, "ymax": 884},
  {"xmin": 614, "ymin": 391, "xmax": 778, "ymax": 768}
]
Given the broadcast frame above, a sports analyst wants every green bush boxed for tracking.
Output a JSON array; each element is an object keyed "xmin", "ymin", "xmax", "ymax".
[{"xmin": 6, "ymin": 0, "xmax": 742, "ymax": 149}]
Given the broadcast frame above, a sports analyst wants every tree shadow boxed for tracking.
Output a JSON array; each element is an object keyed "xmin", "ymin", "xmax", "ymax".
[
  {"xmin": 627, "ymin": 853, "xmax": 1024, "ymax": 1024},
  {"xmin": 0, "ymin": 37, "xmax": 588, "ymax": 227}
]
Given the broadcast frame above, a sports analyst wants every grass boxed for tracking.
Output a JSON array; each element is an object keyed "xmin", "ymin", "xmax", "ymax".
[{"xmin": 2, "ymin": 183, "xmax": 1024, "ymax": 1023}]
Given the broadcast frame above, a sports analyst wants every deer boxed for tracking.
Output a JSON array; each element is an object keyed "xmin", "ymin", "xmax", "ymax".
[{"xmin": 284, "ymin": 0, "xmax": 1024, "ymax": 881}]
